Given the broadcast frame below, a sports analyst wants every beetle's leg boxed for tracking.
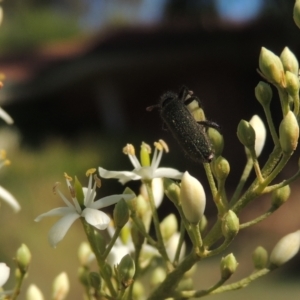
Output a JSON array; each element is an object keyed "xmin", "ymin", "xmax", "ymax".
[
  {"xmin": 178, "ymin": 85, "xmax": 191, "ymax": 102},
  {"xmin": 198, "ymin": 120, "xmax": 222, "ymax": 132}
]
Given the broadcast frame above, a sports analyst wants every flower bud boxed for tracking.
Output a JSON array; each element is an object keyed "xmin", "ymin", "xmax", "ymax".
[
  {"xmin": 78, "ymin": 242, "xmax": 95, "ymax": 266},
  {"xmin": 26, "ymin": 284, "xmax": 44, "ymax": 300},
  {"xmin": 237, "ymin": 120, "xmax": 256, "ymax": 149},
  {"xmin": 164, "ymin": 178, "xmax": 181, "ymax": 205},
  {"xmin": 220, "ymin": 253, "xmax": 238, "ymax": 280},
  {"xmin": 285, "ymin": 71, "xmax": 299, "ymax": 96},
  {"xmin": 117, "ymin": 254, "xmax": 135, "ymax": 288},
  {"xmin": 271, "ymin": 185, "xmax": 291, "ymax": 209},
  {"xmin": 270, "ymin": 230, "xmax": 300, "ymax": 267},
  {"xmin": 280, "ymin": 47, "xmax": 299, "ymax": 75},
  {"xmin": 150, "ymin": 267, "xmax": 166, "ymax": 287},
  {"xmin": 279, "ymin": 111, "xmax": 299, "ymax": 154},
  {"xmin": 294, "ymin": 0, "xmax": 300, "ymax": 29},
  {"xmin": 252, "ymin": 246, "xmax": 268, "ymax": 269},
  {"xmin": 165, "ymin": 232, "xmax": 186, "ymax": 262},
  {"xmin": 89, "ymin": 272, "xmax": 101, "ymax": 292},
  {"xmin": 92, "ymin": 229, "xmax": 106, "ymax": 255},
  {"xmin": 259, "ymin": 47, "xmax": 285, "ymax": 86},
  {"xmin": 16, "ymin": 244, "xmax": 31, "ymax": 273},
  {"xmin": 211, "ymin": 156, "xmax": 230, "ymax": 181},
  {"xmin": 208, "ymin": 127, "xmax": 224, "ymax": 157},
  {"xmin": 199, "ymin": 215, "xmax": 208, "ymax": 233},
  {"xmin": 0, "ymin": 262, "xmax": 10, "ymax": 287},
  {"xmin": 222, "ymin": 210, "xmax": 239, "ymax": 240},
  {"xmin": 249, "ymin": 115, "xmax": 267, "ymax": 157},
  {"xmin": 255, "ymin": 81, "xmax": 272, "ymax": 106},
  {"xmin": 132, "ymin": 280, "xmax": 145, "ymax": 300},
  {"xmin": 180, "ymin": 172, "xmax": 206, "ymax": 224},
  {"xmin": 52, "ymin": 272, "xmax": 69, "ymax": 300},
  {"xmin": 113, "ymin": 199, "xmax": 129, "ymax": 229},
  {"xmin": 78, "ymin": 266, "xmax": 89, "ymax": 286},
  {"xmin": 160, "ymin": 214, "xmax": 178, "ymax": 242},
  {"xmin": 131, "ymin": 223, "xmax": 145, "ymax": 249},
  {"xmin": 122, "ymin": 187, "xmax": 136, "ymax": 212}
]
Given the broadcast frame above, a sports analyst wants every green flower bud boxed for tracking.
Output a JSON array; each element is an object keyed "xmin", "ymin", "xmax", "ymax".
[
  {"xmin": 131, "ymin": 223, "xmax": 145, "ymax": 249},
  {"xmin": 122, "ymin": 187, "xmax": 136, "ymax": 212},
  {"xmin": 164, "ymin": 178, "xmax": 181, "ymax": 205},
  {"xmin": 285, "ymin": 71, "xmax": 299, "ymax": 96},
  {"xmin": 271, "ymin": 185, "xmax": 291, "ymax": 209},
  {"xmin": 199, "ymin": 215, "xmax": 208, "ymax": 233},
  {"xmin": 237, "ymin": 120, "xmax": 256, "ymax": 149},
  {"xmin": 113, "ymin": 198, "xmax": 129, "ymax": 229},
  {"xmin": 132, "ymin": 280, "xmax": 145, "ymax": 299},
  {"xmin": 280, "ymin": 47, "xmax": 299, "ymax": 75},
  {"xmin": 270, "ymin": 230, "xmax": 300, "ymax": 267},
  {"xmin": 177, "ymin": 278, "xmax": 194, "ymax": 292},
  {"xmin": 252, "ymin": 246, "xmax": 268, "ymax": 269},
  {"xmin": 294, "ymin": 0, "xmax": 300, "ymax": 29},
  {"xmin": 220, "ymin": 253, "xmax": 238, "ymax": 280},
  {"xmin": 180, "ymin": 172, "xmax": 206, "ymax": 224},
  {"xmin": 117, "ymin": 254, "xmax": 135, "ymax": 288},
  {"xmin": 89, "ymin": 272, "xmax": 101, "ymax": 292},
  {"xmin": 211, "ymin": 156, "xmax": 230, "ymax": 181},
  {"xmin": 150, "ymin": 267, "xmax": 166, "ymax": 287},
  {"xmin": 160, "ymin": 213, "xmax": 178, "ymax": 242},
  {"xmin": 222, "ymin": 210, "xmax": 239, "ymax": 240},
  {"xmin": 259, "ymin": 47, "xmax": 285, "ymax": 86},
  {"xmin": 78, "ymin": 242, "xmax": 94, "ymax": 267},
  {"xmin": 92, "ymin": 229, "xmax": 106, "ymax": 255},
  {"xmin": 16, "ymin": 244, "xmax": 31, "ymax": 273},
  {"xmin": 255, "ymin": 81, "xmax": 272, "ymax": 106},
  {"xmin": 279, "ymin": 111, "xmax": 299, "ymax": 154},
  {"xmin": 52, "ymin": 272, "xmax": 69, "ymax": 300},
  {"xmin": 208, "ymin": 127, "xmax": 224, "ymax": 157},
  {"xmin": 26, "ymin": 284, "xmax": 44, "ymax": 300},
  {"xmin": 78, "ymin": 266, "xmax": 89, "ymax": 286}
]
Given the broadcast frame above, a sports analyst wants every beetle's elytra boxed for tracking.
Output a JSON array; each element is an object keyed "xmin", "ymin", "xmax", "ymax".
[{"xmin": 147, "ymin": 86, "xmax": 221, "ymax": 164}]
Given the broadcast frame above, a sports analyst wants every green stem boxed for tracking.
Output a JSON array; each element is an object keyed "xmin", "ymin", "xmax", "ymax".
[
  {"xmin": 144, "ymin": 181, "xmax": 170, "ymax": 264},
  {"xmin": 203, "ymin": 163, "xmax": 218, "ymax": 199},
  {"xmin": 191, "ymin": 222, "xmax": 203, "ymax": 252},
  {"xmin": 174, "ymin": 221, "xmax": 186, "ymax": 266},
  {"xmin": 11, "ymin": 270, "xmax": 27, "ymax": 300},
  {"xmin": 263, "ymin": 104, "xmax": 280, "ymax": 147},
  {"xmin": 239, "ymin": 207, "xmax": 276, "ymax": 229},
  {"xmin": 102, "ymin": 227, "xmax": 122, "ymax": 260}
]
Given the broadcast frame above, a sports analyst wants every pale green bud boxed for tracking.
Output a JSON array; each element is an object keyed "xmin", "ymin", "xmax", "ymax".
[
  {"xmin": 279, "ymin": 111, "xmax": 299, "ymax": 154},
  {"xmin": 150, "ymin": 267, "xmax": 166, "ymax": 287},
  {"xmin": 271, "ymin": 185, "xmax": 291, "ymax": 209},
  {"xmin": 222, "ymin": 210, "xmax": 239, "ymax": 240},
  {"xmin": 78, "ymin": 266, "xmax": 89, "ymax": 286},
  {"xmin": 249, "ymin": 115, "xmax": 266, "ymax": 157},
  {"xmin": 26, "ymin": 284, "xmax": 44, "ymax": 300},
  {"xmin": 237, "ymin": 120, "xmax": 256, "ymax": 149},
  {"xmin": 199, "ymin": 215, "xmax": 208, "ymax": 233},
  {"xmin": 211, "ymin": 156, "xmax": 230, "ymax": 181},
  {"xmin": 78, "ymin": 242, "xmax": 94, "ymax": 266},
  {"xmin": 220, "ymin": 253, "xmax": 238, "ymax": 280},
  {"xmin": 89, "ymin": 272, "xmax": 101, "ymax": 292},
  {"xmin": 117, "ymin": 254, "xmax": 135, "ymax": 288},
  {"xmin": 252, "ymin": 246, "xmax": 268, "ymax": 269},
  {"xmin": 180, "ymin": 171, "xmax": 206, "ymax": 224},
  {"xmin": 16, "ymin": 244, "xmax": 31, "ymax": 273},
  {"xmin": 160, "ymin": 213, "xmax": 178, "ymax": 242},
  {"xmin": 52, "ymin": 272, "xmax": 69, "ymax": 300},
  {"xmin": 93, "ymin": 229, "xmax": 106, "ymax": 255},
  {"xmin": 294, "ymin": 0, "xmax": 300, "ymax": 29},
  {"xmin": 285, "ymin": 71, "xmax": 299, "ymax": 96},
  {"xmin": 255, "ymin": 81, "xmax": 272, "ymax": 106},
  {"xmin": 113, "ymin": 198, "xmax": 129, "ymax": 228},
  {"xmin": 164, "ymin": 178, "xmax": 181, "ymax": 205},
  {"xmin": 131, "ymin": 223, "xmax": 145, "ymax": 249},
  {"xmin": 280, "ymin": 47, "xmax": 299, "ymax": 75},
  {"xmin": 259, "ymin": 47, "xmax": 285, "ymax": 86},
  {"xmin": 177, "ymin": 278, "xmax": 194, "ymax": 292},
  {"xmin": 132, "ymin": 280, "xmax": 145, "ymax": 300},
  {"xmin": 208, "ymin": 127, "xmax": 224, "ymax": 157},
  {"xmin": 270, "ymin": 230, "xmax": 300, "ymax": 267}
]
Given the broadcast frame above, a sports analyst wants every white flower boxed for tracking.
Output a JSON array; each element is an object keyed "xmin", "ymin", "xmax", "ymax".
[
  {"xmin": 35, "ymin": 169, "xmax": 134, "ymax": 247},
  {"xmin": 0, "ymin": 262, "xmax": 10, "ymax": 287},
  {"xmin": 249, "ymin": 115, "xmax": 266, "ymax": 157},
  {"xmin": 99, "ymin": 140, "xmax": 183, "ymax": 184},
  {"xmin": 26, "ymin": 284, "xmax": 44, "ymax": 300},
  {"xmin": 0, "ymin": 107, "xmax": 13, "ymax": 125},
  {"xmin": 0, "ymin": 151, "xmax": 20, "ymax": 212}
]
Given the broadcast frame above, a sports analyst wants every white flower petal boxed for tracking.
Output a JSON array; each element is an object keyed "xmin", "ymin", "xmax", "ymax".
[
  {"xmin": 82, "ymin": 208, "xmax": 110, "ymax": 230},
  {"xmin": 99, "ymin": 167, "xmax": 141, "ymax": 184},
  {"xmin": 0, "ymin": 263, "xmax": 10, "ymax": 287},
  {"xmin": 249, "ymin": 115, "xmax": 266, "ymax": 157},
  {"xmin": 48, "ymin": 213, "xmax": 80, "ymax": 247},
  {"xmin": 34, "ymin": 207, "xmax": 77, "ymax": 222},
  {"xmin": 0, "ymin": 185, "xmax": 20, "ymax": 212},
  {"xmin": 153, "ymin": 168, "xmax": 183, "ymax": 179},
  {"xmin": 140, "ymin": 178, "xmax": 164, "ymax": 208},
  {"xmin": 0, "ymin": 107, "xmax": 14, "ymax": 124},
  {"xmin": 107, "ymin": 245, "xmax": 130, "ymax": 266},
  {"xmin": 91, "ymin": 194, "xmax": 134, "ymax": 209}
]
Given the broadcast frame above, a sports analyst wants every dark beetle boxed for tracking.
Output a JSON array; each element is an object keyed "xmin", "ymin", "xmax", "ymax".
[{"xmin": 147, "ymin": 86, "xmax": 220, "ymax": 164}]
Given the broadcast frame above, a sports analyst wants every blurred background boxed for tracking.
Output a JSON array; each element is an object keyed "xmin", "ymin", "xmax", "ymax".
[{"xmin": 0, "ymin": 0, "xmax": 300, "ymax": 299}]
